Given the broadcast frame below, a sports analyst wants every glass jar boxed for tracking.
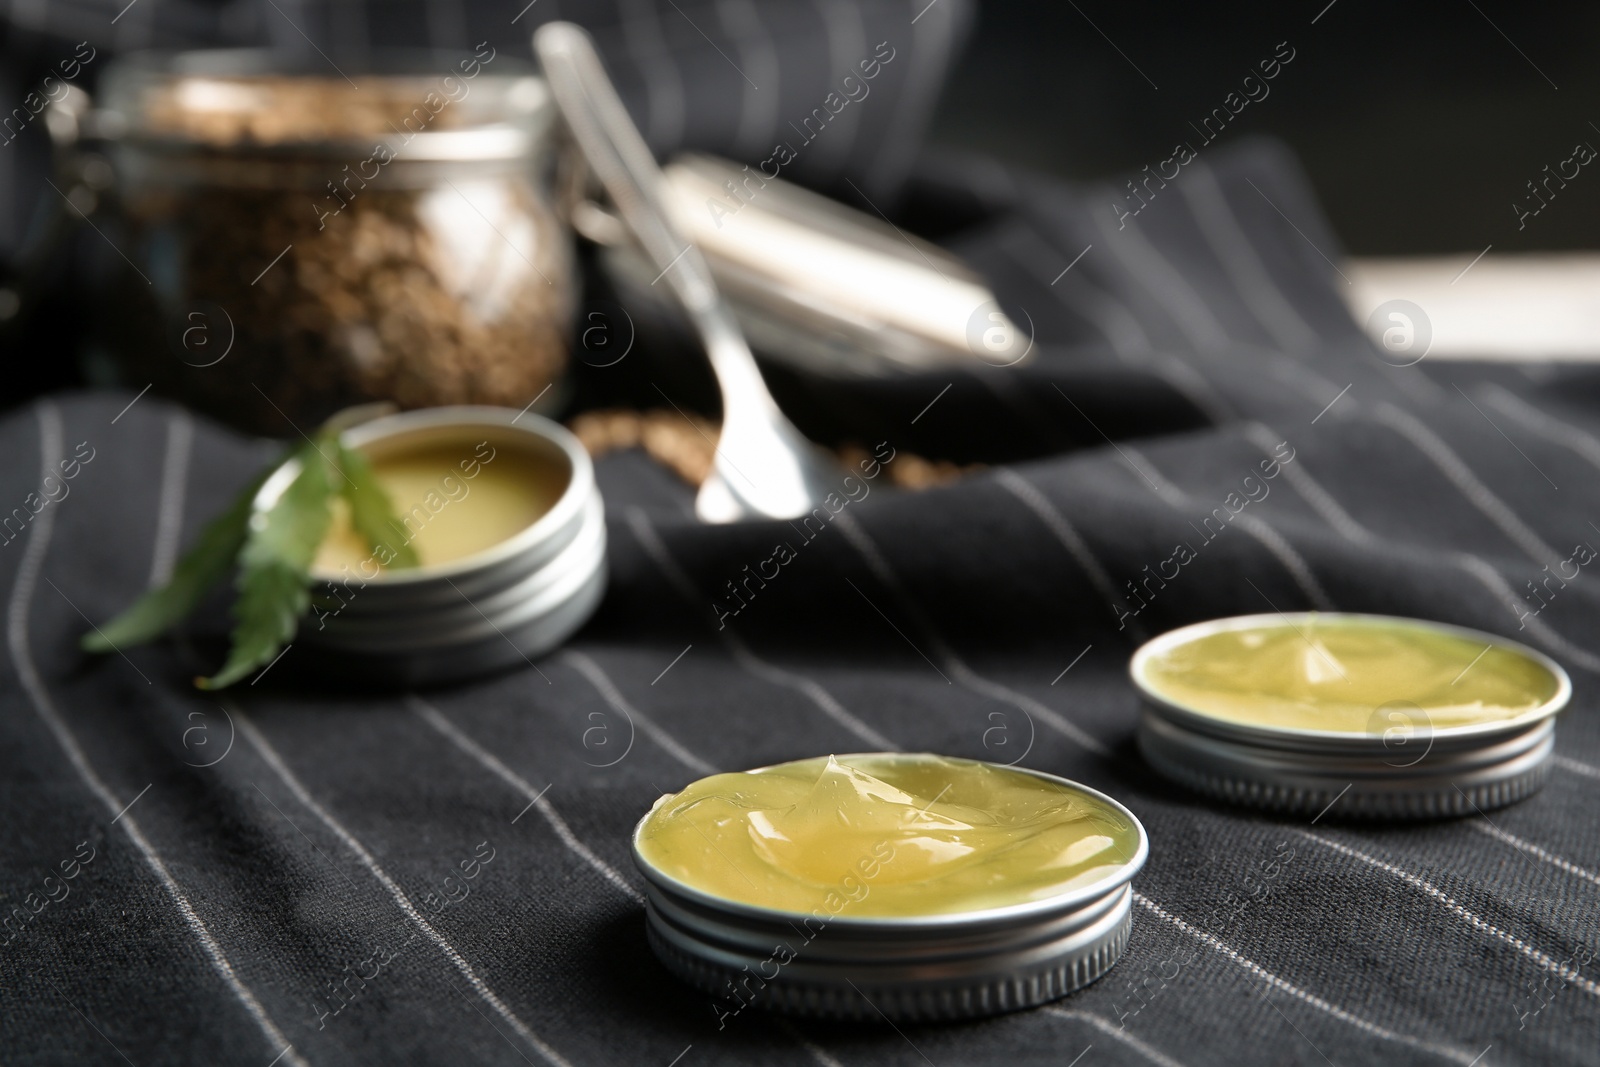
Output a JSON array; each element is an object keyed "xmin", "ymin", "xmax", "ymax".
[{"xmin": 91, "ymin": 50, "xmax": 576, "ymax": 435}]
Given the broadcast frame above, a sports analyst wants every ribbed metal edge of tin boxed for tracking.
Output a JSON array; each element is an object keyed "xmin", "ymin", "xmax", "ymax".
[
  {"xmin": 643, "ymin": 886, "xmax": 1133, "ymax": 1023},
  {"xmin": 295, "ymin": 551, "xmax": 606, "ymax": 686},
  {"xmin": 632, "ymin": 759, "xmax": 1148, "ymax": 1023},
  {"xmin": 259, "ymin": 406, "xmax": 607, "ymax": 686},
  {"xmin": 311, "ymin": 493, "xmax": 606, "ymax": 647},
  {"xmin": 1128, "ymin": 613, "xmax": 1570, "ymax": 821},
  {"xmin": 1138, "ymin": 711, "xmax": 1556, "ymax": 819}
]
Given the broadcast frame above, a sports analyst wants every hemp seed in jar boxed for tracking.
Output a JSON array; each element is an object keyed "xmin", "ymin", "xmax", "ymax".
[{"xmin": 96, "ymin": 50, "xmax": 575, "ymax": 435}]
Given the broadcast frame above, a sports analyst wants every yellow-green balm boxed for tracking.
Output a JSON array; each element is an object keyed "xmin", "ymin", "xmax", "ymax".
[
  {"xmin": 314, "ymin": 440, "xmax": 566, "ymax": 575},
  {"xmin": 1137, "ymin": 614, "xmax": 1563, "ymax": 734},
  {"xmin": 1131, "ymin": 613, "xmax": 1571, "ymax": 819},
  {"xmin": 634, "ymin": 753, "xmax": 1141, "ymax": 917}
]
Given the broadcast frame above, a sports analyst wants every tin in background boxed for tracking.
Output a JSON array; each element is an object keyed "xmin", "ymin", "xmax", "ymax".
[
  {"xmin": 1130, "ymin": 613, "xmax": 1572, "ymax": 820},
  {"xmin": 255, "ymin": 405, "xmax": 605, "ymax": 686}
]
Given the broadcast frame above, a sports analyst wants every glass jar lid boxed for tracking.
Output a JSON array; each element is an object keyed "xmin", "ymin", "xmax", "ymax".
[{"xmin": 98, "ymin": 48, "xmax": 551, "ymax": 163}]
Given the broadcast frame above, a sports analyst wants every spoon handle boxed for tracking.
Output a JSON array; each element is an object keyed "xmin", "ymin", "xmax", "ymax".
[{"xmin": 533, "ymin": 22, "xmax": 774, "ymax": 414}]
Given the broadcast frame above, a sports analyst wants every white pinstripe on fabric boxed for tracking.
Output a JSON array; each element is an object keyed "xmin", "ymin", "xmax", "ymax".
[
  {"xmin": 1093, "ymin": 195, "xmax": 1600, "ymax": 667},
  {"xmin": 560, "ymin": 648, "xmax": 718, "ymax": 774},
  {"xmin": 774, "ymin": 1019, "xmax": 852, "ymax": 1067},
  {"xmin": 862, "ymin": 0, "xmax": 958, "ymax": 197},
  {"xmin": 407, "ymin": 694, "xmax": 645, "ymax": 904},
  {"xmin": 1119, "ymin": 444, "xmax": 1335, "ymax": 611},
  {"xmin": 831, "ymin": 510, "xmax": 1110, "ymax": 756},
  {"xmin": 1481, "ymin": 382, "xmax": 1600, "ymax": 476},
  {"xmin": 1148, "ymin": 353, "xmax": 1239, "ymax": 426},
  {"xmin": 147, "ymin": 412, "xmax": 193, "ymax": 588},
  {"xmin": 1161, "ymin": 163, "xmax": 1562, "ymax": 589},
  {"xmin": 804, "ymin": 0, "xmax": 867, "ymax": 178},
  {"xmin": 1161, "ymin": 160, "xmax": 1390, "ymax": 395},
  {"xmin": 618, "ymin": 0, "xmax": 686, "ymax": 151},
  {"xmin": 1040, "ymin": 1006, "xmax": 1190, "ymax": 1067},
  {"xmin": 1554, "ymin": 755, "xmax": 1600, "ymax": 782},
  {"xmin": 1297, "ymin": 830, "xmax": 1600, "ymax": 1001},
  {"xmin": 6, "ymin": 405, "xmax": 310, "ymax": 1067},
  {"xmin": 1469, "ymin": 821, "xmax": 1600, "ymax": 890},
  {"xmin": 998, "ymin": 221, "xmax": 1236, "ymax": 423},
  {"xmin": 1239, "ymin": 421, "xmax": 1600, "ymax": 674},
  {"xmin": 1068, "ymin": 194, "xmax": 1331, "ymax": 428},
  {"xmin": 997, "ymin": 221, "xmax": 1242, "ymax": 423},
  {"xmin": 617, "ymin": 656, "xmax": 1486, "ymax": 1064},
  {"xmin": 998, "ymin": 221, "xmax": 1153, "ymax": 356},
  {"xmin": 624, "ymin": 507, "xmax": 898, "ymax": 750},
  {"xmin": 1448, "ymin": 553, "xmax": 1600, "ymax": 673},
  {"xmin": 1364, "ymin": 401, "xmax": 1563, "ymax": 568},
  {"xmin": 1143, "ymin": 171, "xmax": 1600, "ymax": 677},
  {"xmin": 413, "ymin": 683, "xmax": 847, "ymax": 1067},
  {"xmin": 1131, "ymin": 891, "xmax": 1487, "ymax": 1066},
  {"xmin": 233, "ymin": 705, "xmax": 578, "ymax": 1067},
  {"xmin": 1128, "ymin": 160, "xmax": 1437, "ymax": 421},
  {"xmin": 1239, "ymin": 422, "xmax": 1369, "ymax": 542},
  {"xmin": 962, "ymin": 152, "xmax": 1022, "ymax": 210},
  {"xmin": 1085, "ymin": 139, "xmax": 1600, "ymax": 710},
  {"xmin": 1385, "ymin": 357, "xmax": 1452, "ymax": 408},
  {"xmin": 1258, "ymin": 350, "xmax": 1348, "ymax": 407},
  {"xmin": 991, "ymin": 467, "xmax": 1148, "ymax": 642},
  {"xmin": 505, "ymin": 662, "xmax": 870, "ymax": 1067},
  {"xmin": 716, "ymin": 0, "xmax": 781, "ymax": 160},
  {"xmin": 1177, "ymin": 160, "xmax": 1317, "ymax": 353},
  {"xmin": 1090, "ymin": 200, "xmax": 1230, "ymax": 350}
]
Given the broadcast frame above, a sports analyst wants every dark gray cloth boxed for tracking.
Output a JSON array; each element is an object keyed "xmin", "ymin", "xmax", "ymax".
[{"xmin": 3, "ymin": 137, "xmax": 1598, "ymax": 1067}]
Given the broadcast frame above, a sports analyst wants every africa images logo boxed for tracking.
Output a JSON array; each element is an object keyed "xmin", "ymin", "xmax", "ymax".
[{"xmin": 1365, "ymin": 299, "xmax": 1432, "ymax": 368}]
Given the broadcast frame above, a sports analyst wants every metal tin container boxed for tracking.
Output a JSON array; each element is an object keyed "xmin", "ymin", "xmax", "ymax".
[
  {"xmin": 1130, "ymin": 613, "xmax": 1572, "ymax": 820},
  {"xmin": 631, "ymin": 760, "xmax": 1148, "ymax": 1022},
  {"xmin": 254, "ymin": 405, "xmax": 605, "ymax": 685}
]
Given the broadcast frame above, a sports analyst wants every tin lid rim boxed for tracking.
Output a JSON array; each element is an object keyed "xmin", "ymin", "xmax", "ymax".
[
  {"xmin": 1128, "ymin": 612, "xmax": 1572, "ymax": 746},
  {"xmin": 630, "ymin": 754, "xmax": 1149, "ymax": 930},
  {"xmin": 100, "ymin": 49, "xmax": 551, "ymax": 155},
  {"xmin": 254, "ymin": 405, "xmax": 594, "ymax": 587},
  {"xmin": 117, "ymin": 124, "xmax": 539, "ymax": 162}
]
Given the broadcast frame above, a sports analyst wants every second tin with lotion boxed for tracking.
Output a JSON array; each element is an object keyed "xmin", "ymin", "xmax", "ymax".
[{"xmin": 1131, "ymin": 613, "xmax": 1571, "ymax": 819}]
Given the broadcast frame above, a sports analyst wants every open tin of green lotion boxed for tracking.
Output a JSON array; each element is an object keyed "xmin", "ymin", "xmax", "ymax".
[
  {"xmin": 1131, "ymin": 613, "xmax": 1571, "ymax": 819},
  {"xmin": 254, "ymin": 405, "xmax": 606, "ymax": 685},
  {"xmin": 632, "ymin": 753, "xmax": 1148, "ymax": 1022}
]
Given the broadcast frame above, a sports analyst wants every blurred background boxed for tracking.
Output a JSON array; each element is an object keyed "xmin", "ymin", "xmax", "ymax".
[
  {"xmin": 932, "ymin": 1, "xmax": 1600, "ymax": 256},
  {"xmin": 2, "ymin": 0, "xmax": 1596, "ymax": 414}
]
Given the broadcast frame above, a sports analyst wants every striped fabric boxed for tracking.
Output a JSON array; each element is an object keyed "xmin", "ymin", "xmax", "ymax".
[{"xmin": 6, "ymin": 135, "xmax": 1598, "ymax": 1065}]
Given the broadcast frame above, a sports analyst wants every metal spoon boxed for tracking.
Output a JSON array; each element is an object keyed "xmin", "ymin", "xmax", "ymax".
[{"xmin": 534, "ymin": 21, "xmax": 844, "ymax": 522}]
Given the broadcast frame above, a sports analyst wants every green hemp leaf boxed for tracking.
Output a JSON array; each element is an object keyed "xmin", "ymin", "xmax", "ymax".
[
  {"xmin": 336, "ymin": 441, "xmax": 419, "ymax": 571},
  {"xmin": 196, "ymin": 434, "xmax": 337, "ymax": 689},
  {"xmin": 84, "ymin": 413, "xmax": 419, "ymax": 689},
  {"xmin": 80, "ymin": 464, "xmax": 275, "ymax": 654}
]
